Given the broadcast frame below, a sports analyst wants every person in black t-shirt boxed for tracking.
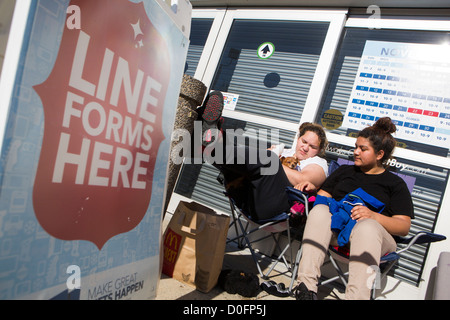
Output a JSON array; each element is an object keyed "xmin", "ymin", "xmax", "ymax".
[{"xmin": 294, "ymin": 117, "xmax": 414, "ymax": 300}]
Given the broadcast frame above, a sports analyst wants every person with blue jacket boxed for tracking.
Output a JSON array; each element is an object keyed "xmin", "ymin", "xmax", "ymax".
[
  {"xmin": 315, "ymin": 187, "xmax": 386, "ymax": 247},
  {"xmin": 294, "ymin": 117, "xmax": 414, "ymax": 300}
]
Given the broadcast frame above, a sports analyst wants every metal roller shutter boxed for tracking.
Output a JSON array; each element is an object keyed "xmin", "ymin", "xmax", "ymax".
[
  {"xmin": 213, "ymin": 20, "xmax": 329, "ymax": 123},
  {"xmin": 185, "ymin": 18, "xmax": 214, "ymax": 77}
]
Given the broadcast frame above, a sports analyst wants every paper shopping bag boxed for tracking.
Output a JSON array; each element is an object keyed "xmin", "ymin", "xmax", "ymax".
[{"xmin": 162, "ymin": 201, "xmax": 230, "ymax": 293}]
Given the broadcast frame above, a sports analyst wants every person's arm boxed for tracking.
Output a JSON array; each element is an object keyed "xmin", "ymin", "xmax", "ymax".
[
  {"xmin": 283, "ymin": 163, "xmax": 326, "ymax": 189},
  {"xmin": 317, "ymin": 189, "xmax": 332, "ymax": 197}
]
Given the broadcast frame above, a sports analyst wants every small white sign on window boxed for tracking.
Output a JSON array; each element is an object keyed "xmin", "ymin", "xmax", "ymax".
[{"xmin": 223, "ymin": 92, "xmax": 240, "ymax": 111}]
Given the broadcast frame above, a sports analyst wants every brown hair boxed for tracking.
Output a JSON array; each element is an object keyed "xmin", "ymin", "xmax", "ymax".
[
  {"xmin": 358, "ymin": 117, "xmax": 397, "ymax": 164},
  {"xmin": 299, "ymin": 122, "xmax": 328, "ymax": 157}
]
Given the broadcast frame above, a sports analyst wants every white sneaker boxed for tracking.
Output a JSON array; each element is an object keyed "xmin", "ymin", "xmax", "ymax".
[{"xmin": 272, "ymin": 143, "xmax": 285, "ymax": 157}]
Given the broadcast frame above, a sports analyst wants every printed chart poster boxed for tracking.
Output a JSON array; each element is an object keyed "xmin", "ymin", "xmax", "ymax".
[
  {"xmin": 0, "ymin": 0, "xmax": 189, "ymax": 299},
  {"xmin": 343, "ymin": 40, "xmax": 450, "ymax": 151}
]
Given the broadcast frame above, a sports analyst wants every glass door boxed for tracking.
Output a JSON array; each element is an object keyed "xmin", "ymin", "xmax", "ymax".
[
  {"xmin": 185, "ymin": 9, "xmax": 226, "ymax": 78},
  {"xmin": 175, "ymin": 9, "xmax": 347, "ymax": 214}
]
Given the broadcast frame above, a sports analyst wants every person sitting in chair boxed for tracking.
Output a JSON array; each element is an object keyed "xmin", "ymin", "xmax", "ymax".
[
  {"xmin": 293, "ymin": 117, "xmax": 414, "ymax": 300},
  {"xmin": 195, "ymin": 91, "xmax": 329, "ymax": 221}
]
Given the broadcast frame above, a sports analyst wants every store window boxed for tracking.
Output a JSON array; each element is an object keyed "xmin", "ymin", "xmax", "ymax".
[
  {"xmin": 211, "ymin": 20, "xmax": 329, "ymax": 124},
  {"xmin": 184, "ymin": 18, "xmax": 214, "ymax": 77},
  {"xmin": 317, "ymin": 28, "xmax": 450, "ymax": 157}
]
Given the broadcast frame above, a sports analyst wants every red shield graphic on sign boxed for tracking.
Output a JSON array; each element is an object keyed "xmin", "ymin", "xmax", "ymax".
[{"xmin": 33, "ymin": 0, "xmax": 170, "ymax": 249}]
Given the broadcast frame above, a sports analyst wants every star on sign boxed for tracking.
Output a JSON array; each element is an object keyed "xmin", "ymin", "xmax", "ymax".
[
  {"xmin": 131, "ymin": 20, "xmax": 144, "ymax": 48},
  {"xmin": 131, "ymin": 20, "xmax": 144, "ymax": 38}
]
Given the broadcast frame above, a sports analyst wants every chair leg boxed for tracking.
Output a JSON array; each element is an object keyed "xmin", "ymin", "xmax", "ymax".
[
  {"xmin": 234, "ymin": 212, "xmax": 265, "ymax": 278},
  {"xmin": 327, "ymin": 254, "xmax": 348, "ymax": 287},
  {"xmin": 264, "ymin": 234, "xmax": 290, "ymax": 279},
  {"xmin": 226, "ymin": 197, "xmax": 306, "ymax": 283},
  {"xmin": 289, "ymin": 246, "xmax": 303, "ymax": 292},
  {"xmin": 263, "ymin": 221, "xmax": 296, "ymax": 279},
  {"xmin": 227, "ymin": 201, "xmax": 248, "ymax": 249},
  {"xmin": 370, "ymin": 260, "xmax": 397, "ymax": 299},
  {"xmin": 288, "ymin": 224, "xmax": 294, "ymax": 273},
  {"xmin": 231, "ymin": 212, "xmax": 242, "ymax": 247}
]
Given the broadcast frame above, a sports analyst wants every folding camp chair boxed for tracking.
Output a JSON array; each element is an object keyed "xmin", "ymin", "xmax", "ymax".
[
  {"xmin": 318, "ymin": 231, "xmax": 446, "ymax": 299},
  {"xmin": 288, "ymin": 197, "xmax": 447, "ymax": 298},
  {"xmin": 287, "ymin": 174, "xmax": 447, "ymax": 299},
  {"xmin": 224, "ymin": 182, "xmax": 311, "ymax": 281},
  {"xmin": 288, "ymin": 158, "xmax": 447, "ymax": 298}
]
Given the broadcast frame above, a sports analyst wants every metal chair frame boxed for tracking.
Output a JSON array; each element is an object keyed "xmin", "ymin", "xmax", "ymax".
[
  {"xmin": 290, "ymin": 202, "xmax": 446, "ymax": 299},
  {"xmin": 225, "ymin": 187, "xmax": 309, "ymax": 281}
]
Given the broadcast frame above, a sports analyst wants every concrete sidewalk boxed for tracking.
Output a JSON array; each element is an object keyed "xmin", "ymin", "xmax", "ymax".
[{"xmin": 155, "ymin": 243, "xmax": 344, "ymax": 300}]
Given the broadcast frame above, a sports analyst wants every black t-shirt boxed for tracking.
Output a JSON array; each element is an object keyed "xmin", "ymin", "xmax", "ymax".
[{"xmin": 321, "ymin": 165, "xmax": 414, "ymax": 219}]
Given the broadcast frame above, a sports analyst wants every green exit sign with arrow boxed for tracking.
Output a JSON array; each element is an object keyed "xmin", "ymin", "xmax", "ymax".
[{"xmin": 258, "ymin": 42, "xmax": 275, "ymax": 60}]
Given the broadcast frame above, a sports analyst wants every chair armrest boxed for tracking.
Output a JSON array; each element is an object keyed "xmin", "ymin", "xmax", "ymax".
[{"xmin": 396, "ymin": 232, "xmax": 446, "ymax": 255}]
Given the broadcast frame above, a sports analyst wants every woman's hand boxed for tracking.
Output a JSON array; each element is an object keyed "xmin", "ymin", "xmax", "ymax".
[
  {"xmin": 350, "ymin": 206, "xmax": 411, "ymax": 236},
  {"xmin": 294, "ymin": 181, "xmax": 317, "ymax": 193},
  {"xmin": 350, "ymin": 206, "xmax": 375, "ymax": 221}
]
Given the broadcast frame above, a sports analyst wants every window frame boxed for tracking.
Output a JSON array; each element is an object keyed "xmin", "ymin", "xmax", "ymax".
[
  {"xmin": 199, "ymin": 8, "xmax": 348, "ymax": 136},
  {"xmin": 191, "ymin": 9, "xmax": 227, "ymax": 80}
]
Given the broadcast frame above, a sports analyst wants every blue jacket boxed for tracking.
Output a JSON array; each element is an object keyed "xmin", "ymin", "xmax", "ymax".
[{"xmin": 314, "ymin": 188, "xmax": 385, "ymax": 246}]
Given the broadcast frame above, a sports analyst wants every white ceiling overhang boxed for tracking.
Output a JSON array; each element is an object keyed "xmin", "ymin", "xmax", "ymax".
[{"xmin": 190, "ymin": 0, "xmax": 450, "ymax": 9}]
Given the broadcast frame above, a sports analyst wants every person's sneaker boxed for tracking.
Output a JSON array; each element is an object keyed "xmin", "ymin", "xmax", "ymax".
[
  {"xmin": 260, "ymin": 280, "xmax": 290, "ymax": 298},
  {"xmin": 294, "ymin": 282, "xmax": 317, "ymax": 300},
  {"xmin": 199, "ymin": 91, "xmax": 224, "ymax": 147},
  {"xmin": 271, "ymin": 143, "xmax": 285, "ymax": 157}
]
